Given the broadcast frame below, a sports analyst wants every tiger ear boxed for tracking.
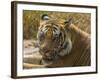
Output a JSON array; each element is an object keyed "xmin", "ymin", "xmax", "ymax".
[
  {"xmin": 41, "ymin": 14, "xmax": 50, "ymax": 20},
  {"xmin": 64, "ymin": 18, "xmax": 73, "ymax": 26},
  {"xmin": 64, "ymin": 18, "xmax": 73, "ymax": 30}
]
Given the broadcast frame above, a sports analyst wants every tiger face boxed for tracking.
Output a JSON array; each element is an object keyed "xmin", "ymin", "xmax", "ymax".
[{"xmin": 37, "ymin": 14, "xmax": 72, "ymax": 64}]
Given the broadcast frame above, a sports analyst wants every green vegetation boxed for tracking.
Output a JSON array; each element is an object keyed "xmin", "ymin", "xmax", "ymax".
[{"xmin": 23, "ymin": 10, "xmax": 91, "ymax": 39}]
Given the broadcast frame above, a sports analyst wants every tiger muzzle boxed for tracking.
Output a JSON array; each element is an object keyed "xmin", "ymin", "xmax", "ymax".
[{"xmin": 39, "ymin": 47, "xmax": 59, "ymax": 60}]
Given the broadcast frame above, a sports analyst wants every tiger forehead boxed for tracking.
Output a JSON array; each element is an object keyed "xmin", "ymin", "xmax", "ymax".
[
  {"xmin": 40, "ymin": 19, "xmax": 64, "ymax": 26},
  {"xmin": 41, "ymin": 23, "xmax": 64, "ymax": 30},
  {"xmin": 44, "ymin": 24, "xmax": 54, "ymax": 39},
  {"xmin": 43, "ymin": 23, "xmax": 64, "ymax": 31}
]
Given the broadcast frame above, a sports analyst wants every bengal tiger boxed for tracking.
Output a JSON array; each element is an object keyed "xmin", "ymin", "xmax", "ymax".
[
  {"xmin": 36, "ymin": 14, "xmax": 90, "ymax": 68},
  {"xmin": 24, "ymin": 14, "xmax": 90, "ymax": 68}
]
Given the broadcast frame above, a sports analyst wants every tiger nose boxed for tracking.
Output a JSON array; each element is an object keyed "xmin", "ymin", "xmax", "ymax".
[{"xmin": 46, "ymin": 28, "xmax": 53, "ymax": 39}]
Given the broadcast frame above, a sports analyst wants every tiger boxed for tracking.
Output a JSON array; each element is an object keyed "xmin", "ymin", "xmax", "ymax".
[
  {"xmin": 37, "ymin": 14, "xmax": 72, "ymax": 65},
  {"xmin": 36, "ymin": 14, "xmax": 90, "ymax": 67},
  {"xmin": 24, "ymin": 14, "xmax": 90, "ymax": 68}
]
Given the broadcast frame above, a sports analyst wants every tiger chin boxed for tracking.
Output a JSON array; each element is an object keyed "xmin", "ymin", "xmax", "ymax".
[{"xmin": 37, "ymin": 14, "xmax": 72, "ymax": 66}]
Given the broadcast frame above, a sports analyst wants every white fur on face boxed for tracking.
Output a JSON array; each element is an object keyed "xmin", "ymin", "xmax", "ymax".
[
  {"xmin": 53, "ymin": 29, "xmax": 60, "ymax": 36},
  {"xmin": 59, "ymin": 39, "xmax": 72, "ymax": 56}
]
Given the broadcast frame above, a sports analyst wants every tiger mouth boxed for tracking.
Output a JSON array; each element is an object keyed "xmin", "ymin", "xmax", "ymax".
[
  {"xmin": 43, "ymin": 56, "xmax": 54, "ymax": 61},
  {"xmin": 41, "ymin": 52, "xmax": 60, "ymax": 65},
  {"xmin": 40, "ymin": 42, "xmax": 69, "ymax": 60},
  {"xmin": 41, "ymin": 51, "xmax": 61, "ymax": 62},
  {"xmin": 42, "ymin": 54, "xmax": 53, "ymax": 60}
]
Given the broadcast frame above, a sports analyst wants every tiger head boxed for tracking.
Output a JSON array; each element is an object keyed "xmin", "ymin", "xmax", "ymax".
[{"xmin": 37, "ymin": 14, "xmax": 72, "ymax": 64}]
